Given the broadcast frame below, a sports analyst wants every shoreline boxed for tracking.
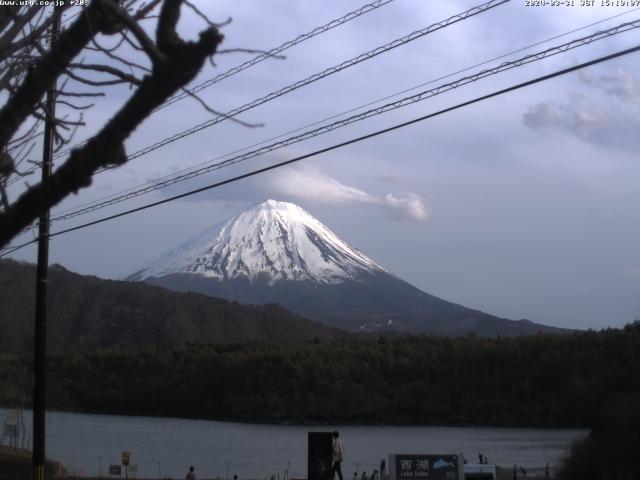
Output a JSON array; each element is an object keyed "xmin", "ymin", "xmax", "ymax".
[{"xmin": 1, "ymin": 406, "xmax": 589, "ymax": 430}]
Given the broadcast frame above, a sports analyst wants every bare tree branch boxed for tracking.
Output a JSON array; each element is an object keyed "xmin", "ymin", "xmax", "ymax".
[
  {"xmin": 56, "ymin": 90, "xmax": 106, "ymax": 98},
  {"xmin": 66, "ymin": 66, "xmax": 140, "ymax": 86},
  {"xmin": 55, "ymin": 99, "xmax": 94, "ymax": 110},
  {"xmin": 71, "ymin": 62, "xmax": 143, "ymax": 84},
  {"xmin": 0, "ymin": 6, "xmax": 42, "ymax": 56},
  {"xmin": 0, "ymin": 1, "xmax": 110, "ymax": 151},
  {"xmin": 180, "ymin": 86, "xmax": 263, "ymax": 129},
  {"xmin": 88, "ymin": 31, "xmax": 127, "ymax": 53},
  {"xmin": 90, "ymin": 35, "xmax": 151, "ymax": 73},
  {"xmin": 101, "ymin": 0, "xmax": 166, "ymax": 64},
  {"xmin": 132, "ymin": 0, "xmax": 163, "ymax": 21},
  {"xmin": 7, "ymin": 117, "xmax": 40, "ymax": 146},
  {"xmin": 184, "ymin": 0, "xmax": 217, "ymax": 29},
  {"xmin": 0, "ymin": 0, "xmax": 224, "ymax": 247},
  {"xmin": 217, "ymin": 48, "xmax": 285, "ymax": 59}
]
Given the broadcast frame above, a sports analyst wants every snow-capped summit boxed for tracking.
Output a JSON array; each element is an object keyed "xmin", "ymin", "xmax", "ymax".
[
  {"xmin": 128, "ymin": 199, "xmax": 385, "ymax": 284},
  {"xmin": 128, "ymin": 199, "xmax": 562, "ymax": 336}
]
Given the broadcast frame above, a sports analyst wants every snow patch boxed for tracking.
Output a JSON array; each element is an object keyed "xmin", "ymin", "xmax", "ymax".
[{"xmin": 129, "ymin": 199, "xmax": 386, "ymax": 284}]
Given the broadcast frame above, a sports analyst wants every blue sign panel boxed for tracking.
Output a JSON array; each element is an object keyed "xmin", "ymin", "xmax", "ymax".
[{"xmin": 391, "ymin": 454, "xmax": 461, "ymax": 480}]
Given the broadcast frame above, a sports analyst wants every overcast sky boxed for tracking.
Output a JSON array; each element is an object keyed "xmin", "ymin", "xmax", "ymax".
[{"xmin": 7, "ymin": 0, "xmax": 640, "ymax": 330}]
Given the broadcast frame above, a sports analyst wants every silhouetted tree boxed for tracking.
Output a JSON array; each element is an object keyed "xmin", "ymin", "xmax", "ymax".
[{"xmin": 0, "ymin": 0, "xmax": 226, "ymax": 248}]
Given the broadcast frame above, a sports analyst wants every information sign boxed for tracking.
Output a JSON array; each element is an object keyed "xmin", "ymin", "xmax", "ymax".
[
  {"xmin": 390, "ymin": 454, "xmax": 462, "ymax": 480},
  {"xmin": 109, "ymin": 465, "xmax": 122, "ymax": 476}
]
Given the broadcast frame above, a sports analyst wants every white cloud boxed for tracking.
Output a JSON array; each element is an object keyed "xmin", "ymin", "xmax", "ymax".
[
  {"xmin": 268, "ymin": 167, "xmax": 429, "ymax": 222},
  {"xmin": 384, "ymin": 192, "xmax": 429, "ymax": 221},
  {"xmin": 268, "ymin": 167, "xmax": 378, "ymax": 205}
]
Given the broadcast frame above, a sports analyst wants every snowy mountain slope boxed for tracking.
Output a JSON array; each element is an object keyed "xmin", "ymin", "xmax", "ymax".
[
  {"xmin": 128, "ymin": 199, "xmax": 386, "ymax": 284},
  {"xmin": 128, "ymin": 199, "xmax": 564, "ymax": 336}
]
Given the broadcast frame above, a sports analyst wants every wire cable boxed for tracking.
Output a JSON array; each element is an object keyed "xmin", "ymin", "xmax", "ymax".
[
  {"xmin": 0, "ymin": 238, "xmax": 39, "ymax": 257},
  {"xmin": 50, "ymin": 0, "xmax": 396, "ymax": 161},
  {"xmin": 157, "ymin": 0, "xmax": 397, "ymax": 110},
  {"xmin": 79, "ymin": 0, "xmax": 510, "ymax": 166},
  {"xmin": 45, "ymin": 45, "xmax": 640, "ymax": 238},
  {"xmin": 3, "ymin": 41, "xmax": 638, "ymax": 257},
  {"xmin": 45, "ymin": 6, "xmax": 640, "ymax": 221},
  {"xmin": 44, "ymin": 18, "xmax": 640, "ymax": 225}
]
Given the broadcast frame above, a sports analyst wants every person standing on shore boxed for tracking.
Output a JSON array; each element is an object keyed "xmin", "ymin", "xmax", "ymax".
[
  {"xmin": 186, "ymin": 466, "xmax": 196, "ymax": 480},
  {"xmin": 332, "ymin": 430, "xmax": 345, "ymax": 480}
]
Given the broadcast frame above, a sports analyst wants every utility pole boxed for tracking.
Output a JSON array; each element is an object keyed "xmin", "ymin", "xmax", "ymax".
[{"xmin": 33, "ymin": 8, "xmax": 59, "ymax": 480}]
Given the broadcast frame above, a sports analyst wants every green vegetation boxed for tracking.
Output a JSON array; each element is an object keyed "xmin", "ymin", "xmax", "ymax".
[{"xmin": 1, "ymin": 323, "xmax": 639, "ymax": 427}]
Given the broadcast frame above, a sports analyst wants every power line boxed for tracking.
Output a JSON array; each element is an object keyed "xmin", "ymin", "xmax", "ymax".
[
  {"xmin": 42, "ymin": 0, "xmax": 514, "ymax": 221},
  {"xmin": 4, "ymin": 41, "xmax": 638, "ymax": 257},
  {"xmin": 0, "ymin": 238, "xmax": 38, "ymax": 257},
  {"xmin": 44, "ymin": 45, "xmax": 640, "ymax": 237},
  {"xmin": 6, "ymin": 8, "xmax": 637, "ymax": 246},
  {"xmin": 46, "ymin": 7, "xmax": 640, "ymax": 221},
  {"xmin": 157, "ymin": 0, "xmax": 397, "ymax": 110},
  {"xmin": 44, "ymin": 18, "xmax": 640, "ymax": 225},
  {"xmin": 92, "ymin": 0, "xmax": 510, "ymax": 166},
  {"xmin": 50, "ymin": 0, "xmax": 396, "ymax": 162}
]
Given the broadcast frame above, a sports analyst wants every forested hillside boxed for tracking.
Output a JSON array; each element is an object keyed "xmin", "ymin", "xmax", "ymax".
[
  {"xmin": 0, "ymin": 260, "xmax": 340, "ymax": 353},
  {"xmin": 2, "ymin": 324, "xmax": 638, "ymax": 427}
]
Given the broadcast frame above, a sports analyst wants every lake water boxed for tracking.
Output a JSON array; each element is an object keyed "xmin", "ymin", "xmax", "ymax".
[{"xmin": 1, "ymin": 409, "xmax": 586, "ymax": 479}]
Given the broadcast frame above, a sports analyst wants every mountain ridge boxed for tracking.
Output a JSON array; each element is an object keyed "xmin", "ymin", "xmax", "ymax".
[
  {"xmin": 129, "ymin": 200, "xmax": 566, "ymax": 336},
  {"xmin": 0, "ymin": 259, "xmax": 341, "ymax": 354}
]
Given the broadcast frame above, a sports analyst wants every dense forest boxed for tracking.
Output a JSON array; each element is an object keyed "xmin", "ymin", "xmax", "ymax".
[
  {"xmin": 0, "ymin": 260, "xmax": 340, "ymax": 353},
  {"xmin": 558, "ymin": 389, "xmax": 640, "ymax": 480},
  {"xmin": 0, "ymin": 260, "xmax": 564, "ymax": 349},
  {"xmin": 1, "ymin": 323, "xmax": 639, "ymax": 428}
]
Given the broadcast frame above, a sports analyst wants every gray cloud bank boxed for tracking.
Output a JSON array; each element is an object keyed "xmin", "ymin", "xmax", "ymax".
[{"xmin": 523, "ymin": 68, "xmax": 640, "ymax": 151}]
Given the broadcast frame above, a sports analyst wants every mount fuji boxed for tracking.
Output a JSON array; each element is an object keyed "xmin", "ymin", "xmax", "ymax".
[{"xmin": 127, "ymin": 200, "xmax": 561, "ymax": 336}]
